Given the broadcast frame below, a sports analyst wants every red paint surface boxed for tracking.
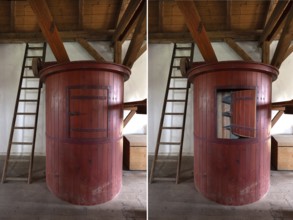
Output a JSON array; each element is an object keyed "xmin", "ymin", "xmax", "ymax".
[
  {"xmin": 187, "ymin": 61, "xmax": 278, "ymax": 205},
  {"xmin": 40, "ymin": 61, "xmax": 130, "ymax": 205}
]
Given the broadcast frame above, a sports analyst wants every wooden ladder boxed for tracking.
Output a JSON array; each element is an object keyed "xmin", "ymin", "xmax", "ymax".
[
  {"xmin": 1, "ymin": 43, "xmax": 46, "ymax": 184},
  {"xmin": 149, "ymin": 43, "xmax": 194, "ymax": 184}
]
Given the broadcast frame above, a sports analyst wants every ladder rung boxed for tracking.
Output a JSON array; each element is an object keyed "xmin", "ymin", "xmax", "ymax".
[
  {"xmin": 23, "ymin": 76, "xmax": 38, "ymax": 79},
  {"xmin": 171, "ymin": 76, "xmax": 184, "ymax": 79},
  {"xmin": 17, "ymin": 112, "xmax": 36, "ymax": 115},
  {"xmin": 11, "ymin": 142, "xmax": 33, "ymax": 145},
  {"xmin": 167, "ymin": 99, "xmax": 185, "ymax": 102},
  {"xmin": 162, "ymin": 127, "xmax": 183, "ymax": 129},
  {"xmin": 14, "ymin": 127, "xmax": 35, "ymax": 129},
  {"xmin": 172, "ymin": 65, "xmax": 180, "ymax": 69},
  {"xmin": 169, "ymin": 88, "xmax": 186, "ymax": 90},
  {"xmin": 175, "ymin": 47, "xmax": 192, "ymax": 50},
  {"xmin": 160, "ymin": 142, "xmax": 181, "ymax": 145},
  {"xmin": 21, "ymin": 87, "xmax": 39, "ymax": 90},
  {"xmin": 5, "ymin": 177, "xmax": 28, "ymax": 181},
  {"xmin": 19, "ymin": 99, "xmax": 38, "ymax": 102},
  {"xmin": 174, "ymin": 56, "xmax": 190, "ymax": 58},
  {"xmin": 28, "ymin": 47, "xmax": 44, "ymax": 50},
  {"xmin": 165, "ymin": 113, "xmax": 184, "ymax": 115},
  {"xmin": 26, "ymin": 56, "xmax": 43, "ymax": 58},
  {"xmin": 153, "ymin": 177, "xmax": 177, "ymax": 182},
  {"xmin": 9, "ymin": 159, "xmax": 30, "ymax": 162},
  {"xmin": 157, "ymin": 159, "xmax": 177, "ymax": 163}
]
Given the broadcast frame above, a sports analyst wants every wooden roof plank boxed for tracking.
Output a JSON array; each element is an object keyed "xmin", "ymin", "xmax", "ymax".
[
  {"xmin": 76, "ymin": 38, "xmax": 105, "ymax": 62},
  {"xmin": 259, "ymin": 0, "xmax": 291, "ymax": 44},
  {"xmin": 224, "ymin": 38, "xmax": 253, "ymax": 61},
  {"xmin": 226, "ymin": 0, "xmax": 232, "ymax": 30},
  {"xmin": 176, "ymin": 1, "xmax": 217, "ymax": 63},
  {"xmin": 113, "ymin": 0, "xmax": 143, "ymax": 42},
  {"xmin": 27, "ymin": 0, "xmax": 69, "ymax": 63},
  {"xmin": 123, "ymin": 3, "xmax": 146, "ymax": 69},
  {"xmin": 271, "ymin": 4, "xmax": 293, "ymax": 68},
  {"xmin": 78, "ymin": 0, "xmax": 84, "ymax": 29}
]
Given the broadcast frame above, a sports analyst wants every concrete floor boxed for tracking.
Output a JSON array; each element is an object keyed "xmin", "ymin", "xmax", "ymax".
[
  {"xmin": 0, "ymin": 156, "xmax": 146, "ymax": 220},
  {"xmin": 149, "ymin": 156, "xmax": 293, "ymax": 220}
]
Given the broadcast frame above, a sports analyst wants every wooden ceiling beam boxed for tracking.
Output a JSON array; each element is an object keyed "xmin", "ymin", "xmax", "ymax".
[
  {"xmin": 28, "ymin": 0, "xmax": 69, "ymax": 63},
  {"xmin": 123, "ymin": 3, "xmax": 146, "ymax": 69},
  {"xmin": 176, "ymin": 1, "xmax": 217, "ymax": 63},
  {"xmin": 259, "ymin": 0, "xmax": 291, "ymax": 44},
  {"xmin": 0, "ymin": 30, "xmax": 115, "ymax": 43},
  {"xmin": 149, "ymin": 30, "xmax": 262, "ymax": 43},
  {"xmin": 113, "ymin": 0, "xmax": 144, "ymax": 42},
  {"xmin": 76, "ymin": 38, "xmax": 105, "ymax": 62},
  {"xmin": 224, "ymin": 38, "xmax": 253, "ymax": 61},
  {"xmin": 271, "ymin": 4, "xmax": 293, "ymax": 68}
]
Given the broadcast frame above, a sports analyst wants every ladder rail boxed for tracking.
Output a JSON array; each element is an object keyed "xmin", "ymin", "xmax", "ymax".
[
  {"xmin": 1, "ymin": 44, "xmax": 29, "ymax": 183},
  {"xmin": 28, "ymin": 42, "xmax": 46, "ymax": 184},
  {"xmin": 176, "ymin": 45, "xmax": 194, "ymax": 184}
]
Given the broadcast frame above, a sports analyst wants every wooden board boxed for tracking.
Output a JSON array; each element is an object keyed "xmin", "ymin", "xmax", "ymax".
[
  {"xmin": 123, "ymin": 135, "xmax": 146, "ymax": 171},
  {"xmin": 272, "ymin": 135, "xmax": 293, "ymax": 170}
]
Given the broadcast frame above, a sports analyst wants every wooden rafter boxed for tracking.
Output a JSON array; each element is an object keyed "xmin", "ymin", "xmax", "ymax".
[
  {"xmin": 284, "ymin": 45, "xmax": 293, "ymax": 60},
  {"xmin": 271, "ymin": 4, "xmax": 293, "ymax": 68},
  {"xmin": 262, "ymin": 41, "xmax": 270, "ymax": 64},
  {"xmin": 115, "ymin": 0, "xmax": 129, "ymax": 28},
  {"xmin": 76, "ymin": 38, "xmax": 105, "ymax": 62},
  {"xmin": 113, "ymin": 0, "xmax": 144, "ymax": 42},
  {"xmin": 28, "ymin": 0, "xmax": 69, "ymax": 63},
  {"xmin": 123, "ymin": 3, "xmax": 146, "ymax": 68},
  {"xmin": 224, "ymin": 38, "xmax": 253, "ymax": 61},
  {"xmin": 272, "ymin": 109, "xmax": 285, "ymax": 128},
  {"xmin": 176, "ymin": 1, "xmax": 217, "ymax": 63},
  {"xmin": 114, "ymin": 41, "xmax": 122, "ymax": 64},
  {"xmin": 264, "ymin": 0, "xmax": 278, "ymax": 26},
  {"xmin": 136, "ymin": 42, "xmax": 147, "ymax": 61},
  {"xmin": 259, "ymin": 0, "xmax": 291, "ymax": 44}
]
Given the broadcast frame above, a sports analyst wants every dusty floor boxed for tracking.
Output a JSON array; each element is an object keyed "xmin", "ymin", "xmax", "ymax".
[
  {"xmin": 149, "ymin": 156, "xmax": 293, "ymax": 220},
  {"xmin": 0, "ymin": 156, "xmax": 146, "ymax": 220}
]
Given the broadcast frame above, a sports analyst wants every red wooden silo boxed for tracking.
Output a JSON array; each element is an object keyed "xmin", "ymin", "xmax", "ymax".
[
  {"xmin": 186, "ymin": 61, "xmax": 278, "ymax": 205},
  {"xmin": 39, "ymin": 61, "xmax": 130, "ymax": 205}
]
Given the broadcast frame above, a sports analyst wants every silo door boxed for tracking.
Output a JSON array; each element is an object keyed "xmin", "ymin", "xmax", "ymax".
[
  {"xmin": 68, "ymin": 86, "xmax": 108, "ymax": 139},
  {"xmin": 230, "ymin": 89, "xmax": 256, "ymax": 138}
]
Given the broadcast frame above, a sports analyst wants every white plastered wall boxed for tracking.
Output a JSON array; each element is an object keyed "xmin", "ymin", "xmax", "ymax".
[
  {"xmin": 148, "ymin": 41, "xmax": 293, "ymax": 156},
  {"xmin": 0, "ymin": 41, "xmax": 147, "ymax": 155}
]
